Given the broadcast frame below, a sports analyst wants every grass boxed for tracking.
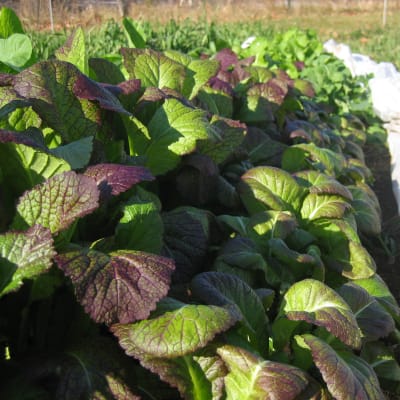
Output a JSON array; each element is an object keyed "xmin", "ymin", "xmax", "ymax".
[{"xmin": 21, "ymin": 1, "xmax": 400, "ymax": 69}]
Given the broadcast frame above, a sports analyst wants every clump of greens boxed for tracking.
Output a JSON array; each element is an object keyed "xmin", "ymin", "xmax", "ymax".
[{"xmin": 0, "ymin": 7, "xmax": 398, "ymax": 399}]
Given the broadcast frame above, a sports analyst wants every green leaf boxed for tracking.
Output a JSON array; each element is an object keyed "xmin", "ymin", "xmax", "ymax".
[
  {"xmin": 0, "ymin": 33, "xmax": 32, "ymax": 70},
  {"xmin": 217, "ymin": 345, "xmax": 310, "ymax": 400},
  {"xmin": 239, "ymin": 166, "xmax": 307, "ymax": 215},
  {"xmin": 250, "ymin": 210, "xmax": 298, "ymax": 240},
  {"xmin": 112, "ymin": 304, "xmax": 238, "ymax": 358},
  {"xmin": 12, "ymin": 170, "xmax": 99, "ymax": 234},
  {"xmin": 300, "ymin": 193, "xmax": 352, "ymax": 221},
  {"xmin": 122, "ymin": 17, "xmax": 146, "ymax": 49},
  {"xmin": 121, "ymin": 48, "xmax": 186, "ymax": 92},
  {"xmin": 0, "ymin": 7, "xmax": 24, "ymax": 38},
  {"xmin": 337, "ymin": 283, "xmax": 395, "ymax": 342},
  {"xmin": 297, "ymin": 334, "xmax": 385, "ymax": 400},
  {"xmin": 55, "ymin": 27, "xmax": 88, "ymax": 75},
  {"xmin": 49, "ymin": 136, "xmax": 93, "ymax": 170},
  {"xmin": 191, "ymin": 271, "xmax": 269, "ymax": 354},
  {"xmin": 115, "ymin": 189, "xmax": 164, "ymax": 254},
  {"xmin": 0, "ymin": 141, "xmax": 70, "ymax": 198},
  {"xmin": 0, "ymin": 225, "xmax": 55, "ymax": 297},
  {"xmin": 55, "ymin": 247, "xmax": 175, "ymax": 325},
  {"xmin": 144, "ymin": 98, "xmax": 210, "ymax": 175},
  {"xmin": 283, "ymin": 279, "xmax": 362, "ymax": 349},
  {"xmin": 13, "ymin": 60, "xmax": 100, "ymax": 142}
]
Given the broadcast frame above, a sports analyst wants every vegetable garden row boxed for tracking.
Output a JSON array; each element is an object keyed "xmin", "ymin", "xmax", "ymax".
[{"xmin": 1, "ymin": 6, "xmax": 400, "ymax": 399}]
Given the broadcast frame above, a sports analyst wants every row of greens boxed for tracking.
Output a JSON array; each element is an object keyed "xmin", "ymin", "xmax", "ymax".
[{"xmin": 1, "ymin": 6, "xmax": 399, "ymax": 399}]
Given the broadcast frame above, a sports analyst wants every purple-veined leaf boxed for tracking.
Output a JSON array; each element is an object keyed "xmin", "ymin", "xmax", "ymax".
[
  {"xmin": 337, "ymin": 283, "xmax": 395, "ymax": 342},
  {"xmin": 297, "ymin": 334, "xmax": 385, "ymax": 400},
  {"xmin": 0, "ymin": 224, "xmax": 55, "ymax": 297},
  {"xmin": 217, "ymin": 345, "xmax": 310, "ymax": 400},
  {"xmin": 13, "ymin": 60, "xmax": 100, "ymax": 142},
  {"xmin": 283, "ymin": 279, "xmax": 362, "ymax": 349},
  {"xmin": 55, "ymin": 248, "xmax": 175, "ymax": 325},
  {"xmin": 112, "ymin": 304, "xmax": 238, "ymax": 358},
  {"xmin": 121, "ymin": 48, "xmax": 186, "ymax": 92},
  {"xmin": 84, "ymin": 163, "xmax": 154, "ymax": 201},
  {"xmin": 13, "ymin": 170, "xmax": 99, "ymax": 234},
  {"xmin": 0, "ymin": 129, "xmax": 45, "ymax": 149},
  {"xmin": 239, "ymin": 166, "xmax": 308, "ymax": 215}
]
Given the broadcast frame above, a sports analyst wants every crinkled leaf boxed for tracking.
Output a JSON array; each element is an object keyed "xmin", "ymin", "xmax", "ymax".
[
  {"xmin": 348, "ymin": 185, "xmax": 381, "ymax": 235},
  {"xmin": 55, "ymin": 27, "xmax": 88, "ymax": 75},
  {"xmin": 337, "ymin": 283, "xmax": 395, "ymax": 342},
  {"xmin": 197, "ymin": 117, "xmax": 246, "ymax": 165},
  {"xmin": 298, "ymin": 334, "xmax": 385, "ymax": 400},
  {"xmin": 0, "ymin": 7, "xmax": 24, "ymax": 38},
  {"xmin": 300, "ymin": 193, "xmax": 352, "ymax": 221},
  {"xmin": 239, "ymin": 166, "xmax": 307, "ymax": 215},
  {"xmin": 84, "ymin": 163, "xmax": 154, "ymax": 200},
  {"xmin": 283, "ymin": 279, "xmax": 362, "ymax": 349},
  {"xmin": 162, "ymin": 206, "xmax": 210, "ymax": 283},
  {"xmin": 295, "ymin": 170, "xmax": 353, "ymax": 200},
  {"xmin": 12, "ymin": 170, "xmax": 99, "ymax": 234},
  {"xmin": 121, "ymin": 48, "xmax": 186, "ymax": 92},
  {"xmin": 191, "ymin": 271, "xmax": 268, "ymax": 353},
  {"xmin": 0, "ymin": 225, "xmax": 55, "ymax": 296},
  {"xmin": 115, "ymin": 189, "xmax": 163, "ymax": 254},
  {"xmin": 55, "ymin": 248, "xmax": 174, "ymax": 325},
  {"xmin": 0, "ymin": 33, "xmax": 32, "ymax": 70},
  {"xmin": 112, "ymin": 304, "xmax": 238, "ymax": 358},
  {"xmin": 354, "ymin": 275, "xmax": 400, "ymax": 319},
  {"xmin": 13, "ymin": 60, "xmax": 100, "ymax": 142},
  {"xmin": 50, "ymin": 136, "xmax": 93, "ymax": 170},
  {"xmin": 143, "ymin": 98, "xmax": 210, "ymax": 175},
  {"xmin": 282, "ymin": 143, "xmax": 346, "ymax": 176},
  {"xmin": 217, "ymin": 345, "xmax": 310, "ymax": 400}
]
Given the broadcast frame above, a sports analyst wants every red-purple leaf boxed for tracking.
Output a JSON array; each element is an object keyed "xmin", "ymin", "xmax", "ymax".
[
  {"xmin": 84, "ymin": 163, "xmax": 154, "ymax": 200},
  {"xmin": 55, "ymin": 248, "xmax": 175, "ymax": 325}
]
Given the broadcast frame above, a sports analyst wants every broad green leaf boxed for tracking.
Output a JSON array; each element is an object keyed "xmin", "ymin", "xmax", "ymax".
[
  {"xmin": 283, "ymin": 279, "xmax": 362, "ymax": 349},
  {"xmin": 361, "ymin": 341, "xmax": 400, "ymax": 385},
  {"xmin": 337, "ymin": 283, "xmax": 395, "ymax": 342},
  {"xmin": 282, "ymin": 143, "xmax": 346, "ymax": 176},
  {"xmin": 196, "ymin": 86, "xmax": 233, "ymax": 118},
  {"xmin": 297, "ymin": 334, "xmax": 385, "ymax": 400},
  {"xmin": 0, "ymin": 33, "xmax": 32, "ymax": 70},
  {"xmin": 239, "ymin": 166, "xmax": 307, "ymax": 215},
  {"xmin": 0, "ymin": 7, "xmax": 24, "ymax": 38},
  {"xmin": 115, "ymin": 189, "xmax": 164, "ymax": 254},
  {"xmin": 295, "ymin": 170, "xmax": 353, "ymax": 200},
  {"xmin": 50, "ymin": 136, "xmax": 93, "ymax": 170},
  {"xmin": 0, "ymin": 225, "xmax": 55, "ymax": 297},
  {"xmin": 55, "ymin": 27, "xmax": 88, "ymax": 75},
  {"xmin": 13, "ymin": 60, "xmax": 100, "ymax": 142},
  {"xmin": 12, "ymin": 170, "xmax": 99, "ymax": 234},
  {"xmin": 250, "ymin": 210, "xmax": 298, "ymax": 239},
  {"xmin": 144, "ymin": 98, "xmax": 210, "ymax": 175},
  {"xmin": 197, "ymin": 117, "xmax": 246, "ymax": 165},
  {"xmin": 55, "ymin": 248, "xmax": 174, "ymax": 325},
  {"xmin": 354, "ymin": 275, "xmax": 400, "ymax": 320},
  {"xmin": 191, "ymin": 271, "xmax": 269, "ymax": 354},
  {"xmin": 121, "ymin": 48, "xmax": 186, "ymax": 92},
  {"xmin": 348, "ymin": 185, "xmax": 381, "ymax": 235},
  {"xmin": 122, "ymin": 17, "xmax": 146, "ymax": 49},
  {"xmin": 300, "ymin": 193, "xmax": 352, "ymax": 221},
  {"xmin": 0, "ymin": 141, "xmax": 70, "ymax": 198},
  {"xmin": 112, "ymin": 304, "xmax": 238, "ymax": 358},
  {"xmin": 217, "ymin": 345, "xmax": 310, "ymax": 400}
]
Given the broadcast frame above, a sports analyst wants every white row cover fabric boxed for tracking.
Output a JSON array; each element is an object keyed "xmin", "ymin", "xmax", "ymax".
[{"xmin": 324, "ymin": 39, "xmax": 400, "ymax": 215}]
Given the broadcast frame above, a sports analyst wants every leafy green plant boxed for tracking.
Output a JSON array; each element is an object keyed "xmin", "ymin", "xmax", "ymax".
[{"xmin": 1, "ymin": 16, "xmax": 400, "ymax": 400}]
